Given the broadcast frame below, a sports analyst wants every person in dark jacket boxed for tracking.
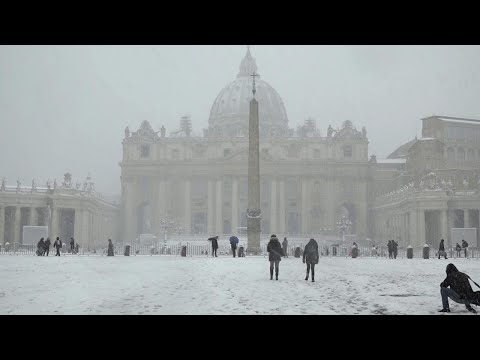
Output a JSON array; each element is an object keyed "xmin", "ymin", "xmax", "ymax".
[
  {"xmin": 44, "ymin": 238, "xmax": 51, "ymax": 256},
  {"xmin": 267, "ymin": 234, "xmax": 284, "ymax": 280},
  {"xmin": 387, "ymin": 240, "xmax": 392, "ymax": 259},
  {"xmin": 439, "ymin": 263, "xmax": 477, "ymax": 313},
  {"xmin": 37, "ymin": 238, "xmax": 45, "ymax": 256},
  {"xmin": 70, "ymin": 237, "xmax": 75, "ymax": 254},
  {"xmin": 462, "ymin": 240, "xmax": 469, "ymax": 258},
  {"xmin": 208, "ymin": 236, "xmax": 219, "ymax": 257},
  {"xmin": 455, "ymin": 243, "xmax": 462, "ymax": 258},
  {"xmin": 303, "ymin": 238, "xmax": 319, "ymax": 282},
  {"xmin": 229, "ymin": 236, "xmax": 239, "ymax": 258},
  {"xmin": 53, "ymin": 237, "xmax": 62, "ymax": 256},
  {"xmin": 392, "ymin": 240, "xmax": 398, "ymax": 259},
  {"xmin": 282, "ymin": 237, "xmax": 289, "ymax": 258},
  {"xmin": 438, "ymin": 239, "xmax": 448, "ymax": 259},
  {"xmin": 107, "ymin": 239, "xmax": 114, "ymax": 256}
]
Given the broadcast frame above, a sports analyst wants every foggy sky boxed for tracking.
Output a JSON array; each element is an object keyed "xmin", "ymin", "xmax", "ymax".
[{"xmin": 1, "ymin": 45, "xmax": 480, "ymax": 196}]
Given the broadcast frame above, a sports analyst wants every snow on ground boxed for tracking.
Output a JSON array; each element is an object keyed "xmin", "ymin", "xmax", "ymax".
[{"xmin": 0, "ymin": 254, "xmax": 479, "ymax": 315}]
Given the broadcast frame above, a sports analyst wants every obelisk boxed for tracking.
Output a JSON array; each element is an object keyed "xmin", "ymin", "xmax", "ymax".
[{"xmin": 246, "ymin": 72, "xmax": 261, "ymax": 255}]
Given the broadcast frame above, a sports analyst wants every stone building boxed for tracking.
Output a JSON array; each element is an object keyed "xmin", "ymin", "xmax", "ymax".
[
  {"xmin": 0, "ymin": 173, "xmax": 118, "ymax": 249},
  {"xmin": 120, "ymin": 48, "xmax": 372, "ymax": 242},
  {"xmin": 372, "ymin": 116, "xmax": 480, "ymax": 248}
]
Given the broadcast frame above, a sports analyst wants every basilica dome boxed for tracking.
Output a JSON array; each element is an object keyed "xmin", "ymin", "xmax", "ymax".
[{"xmin": 208, "ymin": 48, "xmax": 289, "ymax": 137}]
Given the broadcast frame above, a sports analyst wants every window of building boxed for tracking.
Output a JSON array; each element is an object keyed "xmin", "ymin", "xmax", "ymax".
[
  {"xmin": 172, "ymin": 149, "xmax": 180, "ymax": 160},
  {"xmin": 457, "ymin": 147, "xmax": 465, "ymax": 161},
  {"xmin": 446, "ymin": 126, "xmax": 455, "ymax": 139},
  {"xmin": 314, "ymin": 149, "xmax": 321, "ymax": 159},
  {"xmin": 140, "ymin": 144, "xmax": 150, "ymax": 158},
  {"xmin": 467, "ymin": 149, "xmax": 475, "ymax": 161},
  {"xmin": 287, "ymin": 145, "xmax": 299, "ymax": 158},
  {"xmin": 447, "ymin": 147, "xmax": 455, "ymax": 161},
  {"xmin": 286, "ymin": 179, "xmax": 297, "ymax": 200},
  {"xmin": 343, "ymin": 145, "xmax": 353, "ymax": 158}
]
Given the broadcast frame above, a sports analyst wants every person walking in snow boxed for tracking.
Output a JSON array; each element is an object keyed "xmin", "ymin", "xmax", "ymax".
[
  {"xmin": 37, "ymin": 238, "xmax": 45, "ymax": 256},
  {"xmin": 392, "ymin": 240, "xmax": 398, "ymax": 259},
  {"xmin": 455, "ymin": 243, "xmax": 462, "ymax": 258},
  {"xmin": 107, "ymin": 239, "xmax": 114, "ymax": 256},
  {"xmin": 53, "ymin": 237, "xmax": 62, "ymax": 256},
  {"xmin": 282, "ymin": 237, "xmax": 289, "ymax": 258},
  {"xmin": 387, "ymin": 240, "xmax": 393, "ymax": 259},
  {"xmin": 462, "ymin": 240, "xmax": 469, "ymax": 258},
  {"xmin": 208, "ymin": 236, "xmax": 219, "ymax": 257},
  {"xmin": 303, "ymin": 238, "xmax": 319, "ymax": 282},
  {"xmin": 438, "ymin": 239, "xmax": 448, "ymax": 259},
  {"xmin": 229, "ymin": 235, "xmax": 239, "ymax": 258},
  {"xmin": 70, "ymin": 237, "xmax": 75, "ymax": 254},
  {"xmin": 438, "ymin": 263, "xmax": 478, "ymax": 313},
  {"xmin": 267, "ymin": 234, "xmax": 284, "ymax": 281},
  {"xmin": 44, "ymin": 237, "xmax": 51, "ymax": 256}
]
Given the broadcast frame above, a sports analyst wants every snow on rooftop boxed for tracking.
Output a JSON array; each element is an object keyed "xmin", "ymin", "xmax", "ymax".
[
  {"xmin": 434, "ymin": 116, "xmax": 480, "ymax": 125},
  {"xmin": 377, "ymin": 159, "xmax": 407, "ymax": 164}
]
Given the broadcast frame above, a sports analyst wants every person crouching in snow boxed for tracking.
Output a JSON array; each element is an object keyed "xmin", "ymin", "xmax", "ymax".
[
  {"xmin": 439, "ymin": 263, "xmax": 478, "ymax": 313},
  {"xmin": 303, "ymin": 238, "xmax": 319, "ymax": 282},
  {"xmin": 267, "ymin": 235, "xmax": 284, "ymax": 281}
]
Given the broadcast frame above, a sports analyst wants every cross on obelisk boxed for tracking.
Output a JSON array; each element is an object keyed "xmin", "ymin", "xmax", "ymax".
[{"xmin": 246, "ymin": 71, "xmax": 262, "ymax": 255}]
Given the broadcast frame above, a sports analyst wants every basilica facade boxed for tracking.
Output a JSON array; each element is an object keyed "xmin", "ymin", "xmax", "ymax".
[{"xmin": 120, "ymin": 48, "xmax": 372, "ymax": 242}]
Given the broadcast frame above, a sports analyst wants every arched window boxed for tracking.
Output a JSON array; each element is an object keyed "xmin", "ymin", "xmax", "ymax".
[
  {"xmin": 467, "ymin": 149, "xmax": 475, "ymax": 161},
  {"xmin": 457, "ymin": 147, "xmax": 465, "ymax": 161},
  {"xmin": 447, "ymin": 147, "xmax": 455, "ymax": 161}
]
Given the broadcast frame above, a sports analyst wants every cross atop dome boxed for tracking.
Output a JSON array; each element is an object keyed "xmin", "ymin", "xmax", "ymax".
[{"xmin": 237, "ymin": 46, "xmax": 260, "ymax": 78}]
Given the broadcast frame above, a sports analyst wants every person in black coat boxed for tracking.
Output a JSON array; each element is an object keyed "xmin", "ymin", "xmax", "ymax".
[
  {"xmin": 107, "ymin": 239, "xmax": 114, "ymax": 256},
  {"xmin": 282, "ymin": 237, "xmax": 289, "ymax": 258},
  {"xmin": 229, "ymin": 236, "xmax": 239, "ymax": 258},
  {"xmin": 455, "ymin": 243, "xmax": 462, "ymax": 258},
  {"xmin": 303, "ymin": 238, "xmax": 319, "ymax": 282},
  {"xmin": 267, "ymin": 234, "xmax": 284, "ymax": 280},
  {"xmin": 439, "ymin": 263, "xmax": 477, "ymax": 313},
  {"xmin": 438, "ymin": 239, "xmax": 448, "ymax": 259},
  {"xmin": 44, "ymin": 238, "xmax": 51, "ymax": 256},
  {"xmin": 70, "ymin": 237, "xmax": 75, "ymax": 253},
  {"xmin": 53, "ymin": 237, "xmax": 62, "ymax": 256},
  {"xmin": 392, "ymin": 240, "xmax": 398, "ymax": 259},
  {"xmin": 208, "ymin": 236, "xmax": 219, "ymax": 257},
  {"xmin": 387, "ymin": 240, "xmax": 392, "ymax": 259},
  {"xmin": 37, "ymin": 238, "xmax": 45, "ymax": 256},
  {"xmin": 462, "ymin": 239, "xmax": 469, "ymax": 258}
]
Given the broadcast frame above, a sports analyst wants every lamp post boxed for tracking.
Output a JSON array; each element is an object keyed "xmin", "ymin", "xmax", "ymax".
[{"xmin": 336, "ymin": 216, "xmax": 352, "ymax": 257}]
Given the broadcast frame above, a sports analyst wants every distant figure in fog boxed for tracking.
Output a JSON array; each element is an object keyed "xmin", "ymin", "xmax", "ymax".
[
  {"xmin": 208, "ymin": 236, "xmax": 219, "ymax": 257},
  {"xmin": 462, "ymin": 240, "xmax": 469, "ymax": 258},
  {"xmin": 438, "ymin": 239, "xmax": 448, "ymax": 259},
  {"xmin": 267, "ymin": 235, "xmax": 284, "ymax": 281},
  {"xmin": 107, "ymin": 239, "xmax": 114, "ymax": 256},
  {"xmin": 53, "ymin": 237, "xmax": 62, "ymax": 256},
  {"xmin": 282, "ymin": 237, "xmax": 289, "ymax": 258},
  {"xmin": 44, "ymin": 238, "xmax": 51, "ymax": 256},
  {"xmin": 229, "ymin": 235, "xmax": 239, "ymax": 258},
  {"xmin": 37, "ymin": 238, "xmax": 45, "ymax": 256},
  {"xmin": 303, "ymin": 238, "xmax": 319, "ymax": 282},
  {"xmin": 69, "ymin": 237, "xmax": 75, "ymax": 254},
  {"xmin": 387, "ymin": 240, "xmax": 392, "ymax": 259},
  {"xmin": 392, "ymin": 240, "xmax": 398, "ymax": 259},
  {"xmin": 371, "ymin": 245, "xmax": 378, "ymax": 257},
  {"xmin": 455, "ymin": 243, "xmax": 462, "ymax": 258}
]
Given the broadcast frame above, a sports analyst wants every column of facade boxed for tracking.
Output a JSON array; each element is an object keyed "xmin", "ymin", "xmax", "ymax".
[
  {"xmin": 301, "ymin": 177, "xmax": 309, "ymax": 235},
  {"xmin": 270, "ymin": 177, "xmax": 277, "ymax": 233},
  {"xmin": 50, "ymin": 207, "xmax": 59, "ymax": 240},
  {"xmin": 74, "ymin": 208, "xmax": 83, "ymax": 247},
  {"xmin": 448, "ymin": 209, "xmax": 455, "ymax": 245},
  {"xmin": 184, "ymin": 179, "xmax": 191, "ymax": 234},
  {"xmin": 231, "ymin": 177, "xmax": 239, "ymax": 234},
  {"xmin": 0, "ymin": 206, "xmax": 4, "ymax": 245},
  {"xmin": 215, "ymin": 178, "xmax": 223, "ymax": 234},
  {"xmin": 417, "ymin": 209, "xmax": 425, "ymax": 247},
  {"xmin": 278, "ymin": 178, "xmax": 286, "ymax": 234},
  {"xmin": 207, "ymin": 178, "xmax": 215, "ymax": 235},
  {"xmin": 440, "ymin": 209, "xmax": 449, "ymax": 246},
  {"xmin": 409, "ymin": 211, "xmax": 417, "ymax": 247},
  {"xmin": 464, "ymin": 209, "xmax": 470, "ymax": 228},
  {"xmin": 29, "ymin": 207, "xmax": 36, "ymax": 226},
  {"xmin": 14, "ymin": 206, "xmax": 21, "ymax": 244}
]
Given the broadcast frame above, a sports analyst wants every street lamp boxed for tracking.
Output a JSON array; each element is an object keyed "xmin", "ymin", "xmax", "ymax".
[{"xmin": 336, "ymin": 216, "xmax": 352, "ymax": 256}]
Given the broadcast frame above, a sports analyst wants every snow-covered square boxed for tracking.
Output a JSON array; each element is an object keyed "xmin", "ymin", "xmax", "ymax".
[{"xmin": 1, "ymin": 255, "xmax": 479, "ymax": 315}]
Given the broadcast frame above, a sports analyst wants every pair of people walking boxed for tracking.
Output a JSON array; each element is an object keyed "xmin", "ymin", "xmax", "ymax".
[
  {"xmin": 387, "ymin": 240, "xmax": 398, "ymax": 259},
  {"xmin": 37, "ymin": 238, "xmax": 50, "ymax": 256},
  {"xmin": 267, "ymin": 235, "xmax": 319, "ymax": 282}
]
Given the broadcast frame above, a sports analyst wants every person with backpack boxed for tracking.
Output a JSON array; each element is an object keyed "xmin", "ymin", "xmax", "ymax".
[
  {"xmin": 303, "ymin": 238, "xmax": 319, "ymax": 282},
  {"xmin": 229, "ymin": 235, "xmax": 239, "ymax": 258},
  {"xmin": 208, "ymin": 236, "xmax": 219, "ymax": 257},
  {"xmin": 455, "ymin": 243, "xmax": 462, "ymax": 258},
  {"xmin": 267, "ymin": 234, "xmax": 284, "ymax": 281},
  {"xmin": 439, "ymin": 263, "xmax": 478, "ymax": 313},
  {"xmin": 438, "ymin": 239, "xmax": 448, "ymax": 259},
  {"xmin": 53, "ymin": 237, "xmax": 62, "ymax": 256},
  {"xmin": 462, "ymin": 240, "xmax": 469, "ymax": 258}
]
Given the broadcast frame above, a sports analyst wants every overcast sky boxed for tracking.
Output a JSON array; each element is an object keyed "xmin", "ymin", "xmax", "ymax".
[{"xmin": 1, "ymin": 45, "xmax": 480, "ymax": 196}]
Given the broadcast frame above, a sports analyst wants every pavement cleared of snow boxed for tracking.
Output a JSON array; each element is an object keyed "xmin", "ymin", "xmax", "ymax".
[{"xmin": 0, "ymin": 255, "xmax": 479, "ymax": 315}]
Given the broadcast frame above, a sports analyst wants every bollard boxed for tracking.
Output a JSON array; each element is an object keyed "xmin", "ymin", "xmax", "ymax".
[
  {"xmin": 423, "ymin": 244, "xmax": 430, "ymax": 259},
  {"xmin": 407, "ymin": 245, "xmax": 413, "ymax": 259},
  {"xmin": 124, "ymin": 245, "xmax": 131, "ymax": 256}
]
